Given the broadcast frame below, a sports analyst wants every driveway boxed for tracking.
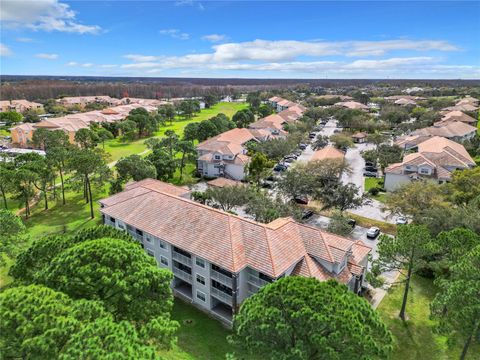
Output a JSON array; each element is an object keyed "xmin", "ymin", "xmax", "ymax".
[{"xmin": 297, "ymin": 119, "xmax": 338, "ymax": 163}]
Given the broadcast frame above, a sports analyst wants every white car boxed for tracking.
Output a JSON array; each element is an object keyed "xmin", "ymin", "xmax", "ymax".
[
  {"xmin": 396, "ymin": 217, "xmax": 408, "ymax": 225},
  {"xmin": 366, "ymin": 227, "xmax": 380, "ymax": 239}
]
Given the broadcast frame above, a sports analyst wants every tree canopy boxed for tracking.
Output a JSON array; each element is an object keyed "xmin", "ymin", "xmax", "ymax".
[{"xmin": 230, "ymin": 277, "xmax": 393, "ymax": 360}]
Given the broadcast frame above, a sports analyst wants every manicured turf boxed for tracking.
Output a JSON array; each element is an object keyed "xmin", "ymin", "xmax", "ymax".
[
  {"xmin": 346, "ymin": 212, "xmax": 397, "ymax": 234},
  {"xmin": 104, "ymin": 102, "xmax": 248, "ymax": 162},
  {"xmin": 159, "ymin": 299, "xmax": 253, "ymax": 360},
  {"xmin": 364, "ymin": 177, "xmax": 387, "ymax": 203},
  {"xmin": 377, "ymin": 275, "xmax": 480, "ymax": 360}
]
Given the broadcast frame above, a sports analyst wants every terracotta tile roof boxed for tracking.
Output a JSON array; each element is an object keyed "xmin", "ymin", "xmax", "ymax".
[
  {"xmin": 386, "ymin": 136, "xmax": 475, "ymax": 180},
  {"xmin": 334, "ymin": 101, "xmax": 369, "ymax": 110},
  {"xmin": 100, "ymin": 181, "xmax": 371, "ymax": 279},
  {"xmin": 413, "ymin": 121, "xmax": 477, "ymax": 139},
  {"xmin": 441, "ymin": 104, "xmax": 478, "ymax": 113},
  {"xmin": 311, "ymin": 146, "xmax": 345, "ymax": 161},
  {"xmin": 196, "ymin": 128, "xmax": 257, "ymax": 156},
  {"xmin": 207, "ymin": 178, "xmax": 244, "ymax": 188},
  {"xmin": 440, "ymin": 111, "xmax": 476, "ymax": 124},
  {"xmin": 394, "ymin": 98, "xmax": 417, "ymax": 106},
  {"xmin": 456, "ymin": 96, "xmax": 478, "ymax": 107},
  {"xmin": 352, "ymin": 132, "xmax": 367, "ymax": 139}
]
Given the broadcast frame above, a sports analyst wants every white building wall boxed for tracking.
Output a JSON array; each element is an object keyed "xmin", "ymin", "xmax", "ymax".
[
  {"xmin": 384, "ymin": 173, "xmax": 413, "ymax": 191},
  {"xmin": 224, "ymin": 163, "xmax": 246, "ymax": 180},
  {"xmin": 191, "ymin": 256, "xmax": 212, "ymax": 310}
]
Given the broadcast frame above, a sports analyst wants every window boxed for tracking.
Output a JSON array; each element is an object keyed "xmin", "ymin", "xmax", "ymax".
[
  {"xmin": 146, "ymin": 249, "xmax": 155, "ymax": 257},
  {"xmin": 118, "ymin": 224, "xmax": 125, "ymax": 230},
  {"xmin": 145, "ymin": 235, "xmax": 152, "ymax": 243},
  {"xmin": 159, "ymin": 240, "xmax": 167, "ymax": 249},
  {"xmin": 214, "ymin": 155, "xmax": 221, "ymax": 160},
  {"xmin": 196, "ymin": 257, "xmax": 205, "ymax": 268},
  {"xmin": 419, "ymin": 168, "xmax": 430, "ymax": 174},
  {"xmin": 196, "ymin": 291, "xmax": 206, "ymax": 302},
  {"xmin": 196, "ymin": 274, "xmax": 205, "ymax": 285},
  {"xmin": 136, "ymin": 229, "xmax": 143, "ymax": 236},
  {"xmin": 109, "ymin": 216, "xmax": 115, "ymax": 222},
  {"xmin": 160, "ymin": 256, "xmax": 168, "ymax": 266}
]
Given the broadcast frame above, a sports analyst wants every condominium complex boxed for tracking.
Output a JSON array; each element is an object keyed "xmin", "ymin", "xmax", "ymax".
[{"xmin": 100, "ymin": 179, "xmax": 371, "ymax": 325}]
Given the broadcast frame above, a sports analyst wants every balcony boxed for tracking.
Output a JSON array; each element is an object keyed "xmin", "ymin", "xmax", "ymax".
[
  {"xmin": 172, "ymin": 251, "xmax": 192, "ymax": 266},
  {"xmin": 211, "ymin": 287, "xmax": 233, "ymax": 305},
  {"xmin": 211, "ymin": 269, "xmax": 233, "ymax": 288},
  {"xmin": 173, "ymin": 266, "xmax": 192, "ymax": 283},
  {"xmin": 104, "ymin": 219, "xmax": 115, "ymax": 227},
  {"xmin": 247, "ymin": 274, "xmax": 270, "ymax": 288}
]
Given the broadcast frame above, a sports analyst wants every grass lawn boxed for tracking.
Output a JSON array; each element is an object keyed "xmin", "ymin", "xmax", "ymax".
[
  {"xmin": 159, "ymin": 299, "xmax": 253, "ymax": 360},
  {"xmin": 378, "ymin": 275, "xmax": 480, "ymax": 360},
  {"xmin": 23, "ymin": 187, "xmax": 107, "ymax": 239},
  {"xmin": 346, "ymin": 212, "xmax": 397, "ymax": 234},
  {"xmin": 104, "ymin": 102, "xmax": 248, "ymax": 163},
  {"xmin": 364, "ymin": 177, "xmax": 387, "ymax": 203}
]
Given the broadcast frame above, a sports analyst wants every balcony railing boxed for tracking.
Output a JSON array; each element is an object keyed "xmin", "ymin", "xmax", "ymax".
[
  {"xmin": 173, "ymin": 267, "xmax": 192, "ymax": 283},
  {"xmin": 172, "ymin": 251, "xmax": 192, "ymax": 266},
  {"xmin": 211, "ymin": 269, "xmax": 233, "ymax": 288},
  {"xmin": 127, "ymin": 230, "xmax": 143, "ymax": 242},
  {"xmin": 211, "ymin": 287, "xmax": 233, "ymax": 305},
  {"xmin": 247, "ymin": 274, "xmax": 270, "ymax": 288}
]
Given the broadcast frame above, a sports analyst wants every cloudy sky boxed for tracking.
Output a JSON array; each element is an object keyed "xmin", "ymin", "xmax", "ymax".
[{"xmin": 0, "ymin": 0, "xmax": 479, "ymax": 79}]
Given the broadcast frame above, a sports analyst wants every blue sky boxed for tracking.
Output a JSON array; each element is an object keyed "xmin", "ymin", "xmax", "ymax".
[{"xmin": 1, "ymin": 0, "xmax": 479, "ymax": 79}]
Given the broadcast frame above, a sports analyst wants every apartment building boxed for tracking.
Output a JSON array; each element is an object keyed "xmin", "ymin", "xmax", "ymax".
[
  {"xmin": 10, "ymin": 103, "xmax": 158, "ymax": 147},
  {"xmin": 410, "ymin": 120, "xmax": 477, "ymax": 142},
  {"xmin": 385, "ymin": 136, "xmax": 475, "ymax": 191},
  {"xmin": 334, "ymin": 101, "xmax": 369, "ymax": 111},
  {"xmin": 99, "ymin": 179, "xmax": 371, "ymax": 325},
  {"xmin": 249, "ymin": 104, "xmax": 305, "ymax": 138},
  {"xmin": 0, "ymin": 99, "xmax": 43, "ymax": 113},
  {"xmin": 267, "ymin": 96, "xmax": 299, "ymax": 112}
]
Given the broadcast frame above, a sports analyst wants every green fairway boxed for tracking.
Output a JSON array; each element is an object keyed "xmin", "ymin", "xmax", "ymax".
[
  {"xmin": 104, "ymin": 102, "xmax": 248, "ymax": 162},
  {"xmin": 377, "ymin": 275, "xmax": 480, "ymax": 360}
]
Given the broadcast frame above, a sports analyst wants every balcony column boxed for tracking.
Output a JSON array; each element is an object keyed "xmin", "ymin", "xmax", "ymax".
[{"xmin": 232, "ymin": 273, "xmax": 238, "ymax": 315}]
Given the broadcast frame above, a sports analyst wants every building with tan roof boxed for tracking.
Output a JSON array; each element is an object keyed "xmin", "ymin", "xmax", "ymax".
[
  {"xmin": 310, "ymin": 145, "xmax": 345, "ymax": 162},
  {"xmin": 100, "ymin": 178, "xmax": 371, "ymax": 324},
  {"xmin": 411, "ymin": 120, "xmax": 477, "ymax": 142},
  {"xmin": 196, "ymin": 128, "xmax": 264, "ymax": 180},
  {"xmin": 334, "ymin": 101, "xmax": 369, "ymax": 111},
  {"xmin": 268, "ymin": 96, "xmax": 299, "ymax": 112},
  {"xmin": 456, "ymin": 96, "xmax": 478, "ymax": 107},
  {"xmin": 440, "ymin": 104, "xmax": 478, "ymax": 113},
  {"xmin": 352, "ymin": 132, "xmax": 368, "ymax": 143},
  {"xmin": 57, "ymin": 96, "xmax": 120, "ymax": 107},
  {"xmin": 10, "ymin": 103, "xmax": 157, "ymax": 147},
  {"xmin": 394, "ymin": 98, "xmax": 417, "ymax": 107},
  {"xmin": 0, "ymin": 99, "xmax": 43, "ymax": 113},
  {"xmin": 249, "ymin": 102, "xmax": 305, "ymax": 138},
  {"xmin": 384, "ymin": 136, "xmax": 475, "ymax": 191},
  {"xmin": 437, "ymin": 110, "xmax": 477, "ymax": 126}
]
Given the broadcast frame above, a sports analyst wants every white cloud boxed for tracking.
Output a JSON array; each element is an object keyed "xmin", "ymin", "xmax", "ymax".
[
  {"xmin": 16, "ymin": 37, "xmax": 34, "ymax": 43},
  {"xmin": 35, "ymin": 53, "xmax": 58, "ymax": 60},
  {"xmin": 345, "ymin": 57, "xmax": 437, "ymax": 69},
  {"xmin": 202, "ymin": 34, "xmax": 227, "ymax": 43},
  {"xmin": 1, "ymin": 0, "xmax": 101, "ymax": 34},
  {"xmin": 174, "ymin": 0, "xmax": 204, "ymax": 10},
  {"xmin": 0, "ymin": 43, "xmax": 13, "ymax": 56},
  {"xmin": 124, "ymin": 54, "xmax": 158, "ymax": 62},
  {"xmin": 159, "ymin": 29, "xmax": 190, "ymax": 40},
  {"xmin": 66, "ymin": 61, "xmax": 94, "ymax": 67}
]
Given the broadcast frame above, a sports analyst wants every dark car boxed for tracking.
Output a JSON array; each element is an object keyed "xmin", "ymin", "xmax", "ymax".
[
  {"xmin": 363, "ymin": 171, "xmax": 377, "ymax": 177},
  {"xmin": 347, "ymin": 219, "xmax": 356, "ymax": 228},
  {"xmin": 261, "ymin": 180, "xmax": 274, "ymax": 188},
  {"xmin": 366, "ymin": 227, "xmax": 380, "ymax": 239},
  {"xmin": 299, "ymin": 143, "xmax": 307, "ymax": 150},
  {"xmin": 364, "ymin": 166, "xmax": 378, "ymax": 172},
  {"xmin": 301, "ymin": 210, "xmax": 314, "ymax": 219},
  {"xmin": 333, "ymin": 129, "xmax": 341, "ymax": 133},
  {"xmin": 293, "ymin": 196, "xmax": 309, "ymax": 205},
  {"xmin": 274, "ymin": 164, "xmax": 288, "ymax": 172},
  {"xmin": 284, "ymin": 154, "xmax": 297, "ymax": 160},
  {"xmin": 309, "ymin": 133, "xmax": 316, "ymax": 139},
  {"xmin": 365, "ymin": 161, "xmax": 375, "ymax": 167}
]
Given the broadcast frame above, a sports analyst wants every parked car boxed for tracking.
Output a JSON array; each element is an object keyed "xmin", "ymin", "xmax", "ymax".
[
  {"xmin": 284, "ymin": 157, "xmax": 295, "ymax": 163},
  {"xmin": 366, "ymin": 227, "xmax": 380, "ymax": 239},
  {"xmin": 320, "ymin": 120, "xmax": 328, "ymax": 125},
  {"xmin": 347, "ymin": 219, "xmax": 356, "ymax": 228},
  {"xmin": 293, "ymin": 150, "xmax": 302, "ymax": 156},
  {"xmin": 301, "ymin": 210, "xmax": 314, "ymax": 219},
  {"xmin": 274, "ymin": 164, "xmax": 288, "ymax": 172},
  {"xmin": 396, "ymin": 217, "xmax": 408, "ymax": 225},
  {"xmin": 364, "ymin": 166, "xmax": 378, "ymax": 172},
  {"xmin": 308, "ymin": 133, "xmax": 316, "ymax": 139},
  {"xmin": 293, "ymin": 196, "xmax": 309, "ymax": 205},
  {"xmin": 333, "ymin": 129, "xmax": 341, "ymax": 133},
  {"xmin": 261, "ymin": 180, "xmax": 273, "ymax": 188},
  {"xmin": 284, "ymin": 154, "xmax": 297, "ymax": 160},
  {"xmin": 299, "ymin": 143, "xmax": 307, "ymax": 150},
  {"xmin": 365, "ymin": 161, "xmax": 375, "ymax": 167},
  {"xmin": 313, "ymin": 125, "xmax": 322, "ymax": 131},
  {"xmin": 363, "ymin": 171, "xmax": 377, "ymax": 177}
]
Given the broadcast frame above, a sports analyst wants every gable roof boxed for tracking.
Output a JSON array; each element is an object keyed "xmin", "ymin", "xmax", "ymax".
[
  {"xmin": 100, "ymin": 179, "xmax": 371, "ymax": 280},
  {"xmin": 311, "ymin": 146, "xmax": 345, "ymax": 161}
]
